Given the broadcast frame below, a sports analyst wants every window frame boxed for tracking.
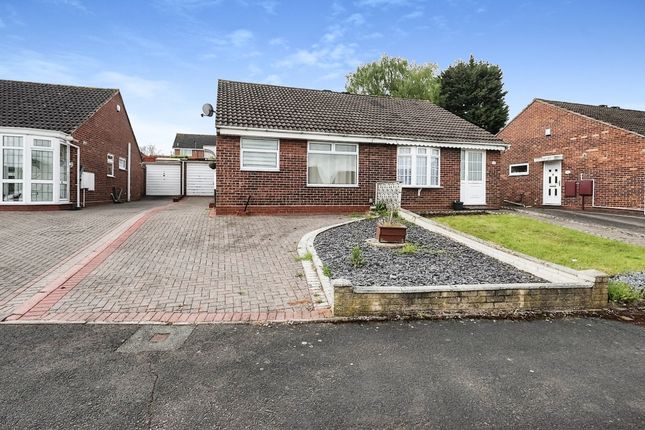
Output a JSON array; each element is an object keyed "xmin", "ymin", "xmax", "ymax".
[
  {"xmin": 1, "ymin": 135, "xmax": 25, "ymax": 202},
  {"xmin": 30, "ymin": 138, "xmax": 55, "ymax": 202},
  {"xmin": 118, "ymin": 157, "xmax": 127, "ymax": 171},
  {"xmin": 240, "ymin": 138, "xmax": 280, "ymax": 172},
  {"xmin": 396, "ymin": 146, "xmax": 441, "ymax": 188},
  {"xmin": 306, "ymin": 142, "xmax": 359, "ymax": 188},
  {"xmin": 107, "ymin": 153, "xmax": 115, "ymax": 177},
  {"xmin": 508, "ymin": 163, "xmax": 529, "ymax": 177}
]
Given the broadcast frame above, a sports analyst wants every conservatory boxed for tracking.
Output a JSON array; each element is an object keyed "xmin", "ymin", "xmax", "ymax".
[{"xmin": 1, "ymin": 129, "xmax": 77, "ymax": 206}]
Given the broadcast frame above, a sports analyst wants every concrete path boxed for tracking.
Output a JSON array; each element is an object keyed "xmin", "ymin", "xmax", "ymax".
[
  {"xmin": 0, "ymin": 199, "xmax": 169, "ymax": 320},
  {"xmin": 519, "ymin": 208, "xmax": 645, "ymax": 247},
  {"xmin": 12, "ymin": 198, "xmax": 346, "ymax": 323},
  {"xmin": 1, "ymin": 319, "xmax": 643, "ymax": 429}
]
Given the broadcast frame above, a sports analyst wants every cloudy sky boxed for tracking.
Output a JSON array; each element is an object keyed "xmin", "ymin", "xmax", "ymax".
[{"xmin": 1, "ymin": 0, "xmax": 644, "ymax": 153}]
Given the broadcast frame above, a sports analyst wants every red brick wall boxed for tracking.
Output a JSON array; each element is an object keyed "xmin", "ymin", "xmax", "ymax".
[
  {"xmin": 499, "ymin": 101, "xmax": 645, "ymax": 210},
  {"xmin": 216, "ymin": 135, "xmax": 502, "ymax": 214},
  {"xmin": 173, "ymin": 148, "xmax": 205, "ymax": 159},
  {"xmin": 72, "ymin": 92, "xmax": 144, "ymax": 205}
]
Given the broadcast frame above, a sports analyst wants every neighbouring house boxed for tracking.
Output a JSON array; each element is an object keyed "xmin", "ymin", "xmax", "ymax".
[
  {"xmin": 0, "ymin": 79, "xmax": 144, "ymax": 209},
  {"xmin": 499, "ymin": 99, "xmax": 645, "ymax": 212},
  {"xmin": 214, "ymin": 80, "xmax": 508, "ymax": 215},
  {"xmin": 172, "ymin": 133, "xmax": 216, "ymax": 159}
]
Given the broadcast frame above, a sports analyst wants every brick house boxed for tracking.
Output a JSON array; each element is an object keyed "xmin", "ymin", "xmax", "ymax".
[
  {"xmin": 499, "ymin": 99, "xmax": 645, "ymax": 211},
  {"xmin": 214, "ymin": 80, "xmax": 508, "ymax": 215},
  {"xmin": 0, "ymin": 80, "xmax": 144, "ymax": 210},
  {"xmin": 172, "ymin": 133, "xmax": 216, "ymax": 159}
]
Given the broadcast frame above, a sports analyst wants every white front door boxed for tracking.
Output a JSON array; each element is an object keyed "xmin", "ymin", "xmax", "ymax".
[
  {"xmin": 460, "ymin": 150, "xmax": 486, "ymax": 205},
  {"xmin": 542, "ymin": 160, "xmax": 562, "ymax": 205}
]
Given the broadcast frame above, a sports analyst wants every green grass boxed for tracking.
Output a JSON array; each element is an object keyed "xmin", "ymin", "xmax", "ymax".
[
  {"xmin": 295, "ymin": 252, "xmax": 313, "ymax": 262},
  {"xmin": 608, "ymin": 281, "xmax": 643, "ymax": 302},
  {"xmin": 434, "ymin": 214, "xmax": 645, "ymax": 275},
  {"xmin": 322, "ymin": 264, "xmax": 332, "ymax": 278},
  {"xmin": 398, "ymin": 243, "xmax": 420, "ymax": 255}
]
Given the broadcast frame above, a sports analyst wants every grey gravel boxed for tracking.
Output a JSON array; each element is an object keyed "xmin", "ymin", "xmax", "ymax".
[
  {"xmin": 314, "ymin": 219, "xmax": 547, "ymax": 286},
  {"xmin": 610, "ymin": 272, "xmax": 645, "ymax": 293}
]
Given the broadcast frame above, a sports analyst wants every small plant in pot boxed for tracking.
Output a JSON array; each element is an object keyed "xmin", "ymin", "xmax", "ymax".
[{"xmin": 376, "ymin": 206, "xmax": 407, "ymax": 243}]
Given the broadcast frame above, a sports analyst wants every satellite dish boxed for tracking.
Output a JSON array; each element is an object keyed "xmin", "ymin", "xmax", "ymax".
[{"xmin": 201, "ymin": 103, "xmax": 214, "ymax": 117}]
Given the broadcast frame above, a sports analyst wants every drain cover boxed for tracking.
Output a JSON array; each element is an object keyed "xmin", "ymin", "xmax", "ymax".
[{"xmin": 117, "ymin": 325, "xmax": 194, "ymax": 353}]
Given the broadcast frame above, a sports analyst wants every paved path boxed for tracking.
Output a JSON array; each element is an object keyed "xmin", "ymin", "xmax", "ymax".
[
  {"xmin": 519, "ymin": 208, "xmax": 645, "ymax": 247},
  {"xmin": 0, "ymin": 199, "xmax": 168, "ymax": 320},
  {"xmin": 16, "ymin": 198, "xmax": 345, "ymax": 323},
  {"xmin": 1, "ymin": 319, "xmax": 643, "ymax": 429}
]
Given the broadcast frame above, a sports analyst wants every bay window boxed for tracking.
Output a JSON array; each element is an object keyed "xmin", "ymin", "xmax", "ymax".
[
  {"xmin": 240, "ymin": 138, "xmax": 279, "ymax": 171},
  {"xmin": 0, "ymin": 133, "xmax": 71, "ymax": 204},
  {"xmin": 397, "ymin": 146, "xmax": 440, "ymax": 187},
  {"xmin": 307, "ymin": 142, "xmax": 358, "ymax": 186}
]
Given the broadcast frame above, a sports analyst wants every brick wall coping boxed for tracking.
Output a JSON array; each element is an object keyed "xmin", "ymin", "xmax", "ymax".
[{"xmin": 346, "ymin": 282, "xmax": 594, "ymax": 294}]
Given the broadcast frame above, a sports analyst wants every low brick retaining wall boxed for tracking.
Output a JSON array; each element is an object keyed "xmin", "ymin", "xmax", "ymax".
[{"xmin": 333, "ymin": 276, "xmax": 608, "ymax": 317}]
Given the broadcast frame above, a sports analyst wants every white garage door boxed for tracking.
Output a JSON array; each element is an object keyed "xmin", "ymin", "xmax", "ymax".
[
  {"xmin": 186, "ymin": 163, "xmax": 215, "ymax": 196},
  {"xmin": 146, "ymin": 163, "xmax": 181, "ymax": 196}
]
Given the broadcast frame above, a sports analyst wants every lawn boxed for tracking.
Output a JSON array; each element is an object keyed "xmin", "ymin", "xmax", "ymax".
[{"xmin": 434, "ymin": 214, "xmax": 645, "ymax": 275}]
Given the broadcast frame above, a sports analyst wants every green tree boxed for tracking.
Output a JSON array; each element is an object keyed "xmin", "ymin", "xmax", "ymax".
[
  {"xmin": 438, "ymin": 55, "xmax": 509, "ymax": 134},
  {"xmin": 345, "ymin": 54, "xmax": 440, "ymax": 102}
]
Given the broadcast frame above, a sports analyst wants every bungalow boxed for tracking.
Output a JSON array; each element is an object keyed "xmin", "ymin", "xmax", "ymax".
[
  {"xmin": 0, "ymin": 79, "xmax": 144, "ymax": 209},
  {"xmin": 172, "ymin": 133, "xmax": 216, "ymax": 159},
  {"xmin": 214, "ymin": 80, "xmax": 508, "ymax": 215},
  {"xmin": 498, "ymin": 99, "xmax": 645, "ymax": 212}
]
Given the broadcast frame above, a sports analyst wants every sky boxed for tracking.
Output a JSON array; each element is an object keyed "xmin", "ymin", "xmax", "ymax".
[{"xmin": 1, "ymin": 0, "xmax": 644, "ymax": 154}]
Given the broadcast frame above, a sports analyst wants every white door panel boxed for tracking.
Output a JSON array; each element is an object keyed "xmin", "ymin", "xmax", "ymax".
[
  {"xmin": 460, "ymin": 150, "xmax": 486, "ymax": 205},
  {"xmin": 542, "ymin": 161, "xmax": 562, "ymax": 205},
  {"xmin": 146, "ymin": 164, "xmax": 181, "ymax": 196},
  {"xmin": 186, "ymin": 163, "xmax": 215, "ymax": 196}
]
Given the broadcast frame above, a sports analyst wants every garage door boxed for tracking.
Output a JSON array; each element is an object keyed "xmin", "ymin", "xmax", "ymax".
[
  {"xmin": 146, "ymin": 163, "xmax": 181, "ymax": 196},
  {"xmin": 186, "ymin": 163, "xmax": 215, "ymax": 196}
]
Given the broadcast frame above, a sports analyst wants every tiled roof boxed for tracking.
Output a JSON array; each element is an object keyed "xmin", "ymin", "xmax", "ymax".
[
  {"xmin": 172, "ymin": 133, "xmax": 216, "ymax": 149},
  {"xmin": 0, "ymin": 79, "xmax": 117, "ymax": 134},
  {"xmin": 216, "ymin": 80, "xmax": 504, "ymax": 144},
  {"xmin": 539, "ymin": 99, "xmax": 645, "ymax": 137}
]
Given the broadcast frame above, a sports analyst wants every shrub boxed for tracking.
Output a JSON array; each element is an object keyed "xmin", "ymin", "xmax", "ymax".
[
  {"xmin": 350, "ymin": 246, "xmax": 366, "ymax": 268},
  {"xmin": 374, "ymin": 201, "xmax": 387, "ymax": 214},
  {"xmin": 608, "ymin": 281, "xmax": 643, "ymax": 302},
  {"xmin": 398, "ymin": 243, "xmax": 419, "ymax": 254},
  {"xmin": 322, "ymin": 264, "xmax": 332, "ymax": 278}
]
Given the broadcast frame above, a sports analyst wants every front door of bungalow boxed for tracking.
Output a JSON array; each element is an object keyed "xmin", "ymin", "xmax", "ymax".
[
  {"xmin": 460, "ymin": 150, "xmax": 486, "ymax": 205},
  {"xmin": 542, "ymin": 160, "xmax": 562, "ymax": 206}
]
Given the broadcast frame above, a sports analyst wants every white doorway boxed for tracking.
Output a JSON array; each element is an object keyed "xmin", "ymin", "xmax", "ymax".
[
  {"xmin": 460, "ymin": 150, "xmax": 486, "ymax": 205},
  {"xmin": 542, "ymin": 160, "xmax": 562, "ymax": 205}
]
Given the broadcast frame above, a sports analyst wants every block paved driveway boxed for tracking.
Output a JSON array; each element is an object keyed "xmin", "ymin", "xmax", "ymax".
[
  {"xmin": 0, "ymin": 199, "xmax": 168, "ymax": 320},
  {"xmin": 16, "ymin": 197, "xmax": 346, "ymax": 323}
]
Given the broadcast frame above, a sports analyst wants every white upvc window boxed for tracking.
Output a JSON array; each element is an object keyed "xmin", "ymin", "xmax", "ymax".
[
  {"xmin": 240, "ymin": 138, "xmax": 279, "ymax": 171},
  {"xmin": 2, "ymin": 136, "xmax": 24, "ymax": 202},
  {"xmin": 31, "ymin": 138, "xmax": 54, "ymax": 202},
  {"xmin": 118, "ymin": 157, "xmax": 127, "ymax": 171},
  {"xmin": 59, "ymin": 144, "xmax": 69, "ymax": 200},
  {"xmin": 177, "ymin": 148, "xmax": 193, "ymax": 157},
  {"xmin": 107, "ymin": 153, "xmax": 115, "ymax": 177},
  {"xmin": 509, "ymin": 163, "xmax": 529, "ymax": 176},
  {"xmin": 397, "ymin": 146, "xmax": 440, "ymax": 187},
  {"xmin": 307, "ymin": 142, "xmax": 358, "ymax": 187}
]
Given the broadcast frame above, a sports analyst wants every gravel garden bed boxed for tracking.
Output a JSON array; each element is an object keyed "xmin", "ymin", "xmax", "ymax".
[
  {"xmin": 610, "ymin": 272, "xmax": 645, "ymax": 294},
  {"xmin": 314, "ymin": 219, "xmax": 547, "ymax": 287}
]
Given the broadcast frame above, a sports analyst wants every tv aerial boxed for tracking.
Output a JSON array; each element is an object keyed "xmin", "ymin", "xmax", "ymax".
[{"xmin": 201, "ymin": 103, "xmax": 214, "ymax": 117}]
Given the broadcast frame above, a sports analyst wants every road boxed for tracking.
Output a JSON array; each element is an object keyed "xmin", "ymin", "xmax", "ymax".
[{"xmin": 1, "ymin": 319, "xmax": 643, "ymax": 429}]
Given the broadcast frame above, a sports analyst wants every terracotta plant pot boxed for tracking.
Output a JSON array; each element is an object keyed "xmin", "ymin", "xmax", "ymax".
[{"xmin": 376, "ymin": 223, "xmax": 407, "ymax": 243}]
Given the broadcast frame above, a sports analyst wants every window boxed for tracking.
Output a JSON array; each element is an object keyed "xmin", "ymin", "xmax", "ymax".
[
  {"xmin": 307, "ymin": 142, "xmax": 358, "ymax": 186},
  {"xmin": 119, "ymin": 157, "xmax": 127, "ymax": 171},
  {"xmin": 509, "ymin": 163, "xmax": 529, "ymax": 176},
  {"xmin": 177, "ymin": 148, "xmax": 192, "ymax": 157},
  {"xmin": 107, "ymin": 153, "xmax": 115, "ymax": 177},
  {"xmin": 397, "ymin": 146, "xmax": 440, "ymax": 187},
  {"xmin": 2, "ymin": 136, "xmax": 24, "ymax": 202},
  {"xmin": 31, "ymin": 140, "xmax": 54, "ymax": 202},
  {"xmin": 240, "ymin": 138, "xmax": 279, "ymax": 171},
  {"xmin": 60, "ymin": 144, "xmax": 69, "ymax": 200}
]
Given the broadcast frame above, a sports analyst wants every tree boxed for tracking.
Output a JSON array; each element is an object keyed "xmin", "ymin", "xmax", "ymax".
[
  {"xmin": 140, "ymin": 144, "xmax": 159, "ymax": 156},
  {"xmin": 438, "ymin": 55, "xmax": 509, "ymax": 134},
  {"xmin": 345, "ymin": 54, "xmax": 440, "ymax": 102}
]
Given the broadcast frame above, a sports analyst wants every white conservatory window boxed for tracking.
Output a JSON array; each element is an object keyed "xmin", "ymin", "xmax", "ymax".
[
  {"xmin": 307, "ymin": 142, "xmax": 358, "ymax": 186},
  {"xmin": 0, "ymin": 133, "xmax": 72, "ymax": 204}
]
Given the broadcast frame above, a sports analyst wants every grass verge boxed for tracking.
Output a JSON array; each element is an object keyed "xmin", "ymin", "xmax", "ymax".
[{"xmin": 434, "ymin": 213, "xmax": 645, "ymax": 275}]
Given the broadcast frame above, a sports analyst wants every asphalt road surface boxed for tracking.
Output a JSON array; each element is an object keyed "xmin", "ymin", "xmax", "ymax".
[{"xmin": 1, "ymin": 319, "xmax": 643, "ymax": 429}]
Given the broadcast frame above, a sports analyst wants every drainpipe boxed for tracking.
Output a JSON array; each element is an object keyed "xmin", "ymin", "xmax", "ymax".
[
  {"xmin": 68, "ymin": 141, "xmax": 81, "ymax": 209},
  {"xmin": 127, "ymin": 142, "xmax": 131, "ymax": 202}
]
